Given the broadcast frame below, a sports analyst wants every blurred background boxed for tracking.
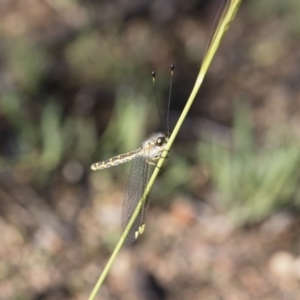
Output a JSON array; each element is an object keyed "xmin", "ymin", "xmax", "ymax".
[{"xmin": 1, "ymin": 0, "xmax": 300, "ymax": 299}]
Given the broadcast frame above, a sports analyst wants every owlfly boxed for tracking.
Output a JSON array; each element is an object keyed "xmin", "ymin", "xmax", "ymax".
[{"xmin": 91, "ymin": 65, "xmax": 174, "ymax": 243}]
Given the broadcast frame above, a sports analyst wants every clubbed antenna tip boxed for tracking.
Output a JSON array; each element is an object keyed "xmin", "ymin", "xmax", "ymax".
[
  {"xmin": 170, "ymin": 64, "xmax": 175, "ymax": 76},
  {"xmin": 151, "ymin": 71, "xmax": 156, "ymax": 83}
]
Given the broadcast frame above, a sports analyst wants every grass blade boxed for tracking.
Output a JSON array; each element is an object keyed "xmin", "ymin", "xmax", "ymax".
[{"xmin": 88, "ymin": 1, "xmax": 243, "ymax": 299}]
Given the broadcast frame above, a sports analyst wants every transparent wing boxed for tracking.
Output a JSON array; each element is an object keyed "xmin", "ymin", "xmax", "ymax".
[{"xmin": 121, "ymin": 153, "xmax": 154, "ymax": 244}]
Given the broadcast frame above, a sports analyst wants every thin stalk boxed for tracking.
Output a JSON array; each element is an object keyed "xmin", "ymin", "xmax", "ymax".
[{"xmin": 88, "ymin": 1, "xmax": 243, "ymax": 299}]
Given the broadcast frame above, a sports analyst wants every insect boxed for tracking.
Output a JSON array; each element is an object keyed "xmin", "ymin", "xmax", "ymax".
[
  {"xmin": 91, "ymin": 65, "xmax": 174, "ymax": 243},
  {"xmin": 91, "ymin": 132, "xmax": 169, "ymax": 243}
]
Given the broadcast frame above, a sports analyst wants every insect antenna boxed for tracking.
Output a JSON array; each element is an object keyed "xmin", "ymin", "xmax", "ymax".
[
  {"xmin": 151, "ymin": 71, "xmax": 165, "ymax": 133},
  {"xmin": 167, "ymin": 64, "xmax": 175, "ymax": 136}
]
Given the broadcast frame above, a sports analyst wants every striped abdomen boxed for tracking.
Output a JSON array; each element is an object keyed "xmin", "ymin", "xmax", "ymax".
[{"xmin": 91, "ymin": 148, "xmax": 142, "ymax": 170}]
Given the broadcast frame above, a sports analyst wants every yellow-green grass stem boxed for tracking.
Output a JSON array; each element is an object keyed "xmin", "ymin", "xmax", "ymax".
[{"xmin": 88, "ymin": 1, "xmax": 242, "ymax": 299}]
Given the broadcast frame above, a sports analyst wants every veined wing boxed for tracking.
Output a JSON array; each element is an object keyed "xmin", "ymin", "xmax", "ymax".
[{"xmin": 121, "ymin": 153, "xmax": 154, "ymax": 244}]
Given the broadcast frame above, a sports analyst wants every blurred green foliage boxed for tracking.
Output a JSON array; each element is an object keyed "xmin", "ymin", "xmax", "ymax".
[
  {"xmin": 0, "ymin": 92, "xmax": 98, "ymax": 183},
  {"xmin": 199, "ymin": 103, "xmax": 300, "ymax": 225},
  {"xmin": 0, "ymin": 0, "xmax": 299, "ymax": 226},
  {"xmin": 250, "ymin": 0, "xmax": 300, "ymax": 34},
  {"xmin": 2, "ymin": 31, "xmax": 299, "ymax": 225},
  {"xmin": 6, "ymin": 39, "xmax": 47, "ymax": 93}
]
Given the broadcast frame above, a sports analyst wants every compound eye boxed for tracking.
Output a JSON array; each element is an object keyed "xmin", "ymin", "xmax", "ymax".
[{"xmin": 156, "ymin": 137, "xmax": 164, "ymax": 146}]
